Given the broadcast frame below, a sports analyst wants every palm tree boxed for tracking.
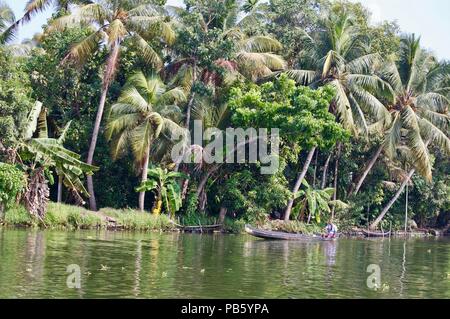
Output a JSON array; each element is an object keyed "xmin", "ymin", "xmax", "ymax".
[
  {"xmin": 0, "ymin": 1, "xmax": 15, "ymax": 44},
  {"xmin": 220, "ymin": 0, "xmax": 286, "ymax": 82},
  {"xmin": 48, "ymin": 0, "xmax": 176, "ymax": 210},
  {"xmin": 106, "ymin": 71, "xmax": 186, "ymax": 211},
  {"xmin": 350, "ymin": 36, "xmax": 450, "ymax": 197},
  {"xmin": 166, "ymin": 0, "xmax": 285, "ymax": 127},
  {"xmin": 282, "ymin": 8, "xmax": 390, "ymax": 221},
  {"xmin": 369, "ymin": 35, "xmax": 450, "ymax": 230},
  {"xmin": 286, "ymin": 8, "xmax": 390, "ymax": 134},
  {"xmin": 3, "ymin": 0, "xmax": 92, "ymax": 41}
]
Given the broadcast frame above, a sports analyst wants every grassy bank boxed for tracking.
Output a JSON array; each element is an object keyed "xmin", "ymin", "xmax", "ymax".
[
  {"xmin": 1, "ymin": 203, "xmax": 176, "ymax": 231},
  {"xmin": 1, "ymin": 203, "xmax": 326, "ymax": 235}
]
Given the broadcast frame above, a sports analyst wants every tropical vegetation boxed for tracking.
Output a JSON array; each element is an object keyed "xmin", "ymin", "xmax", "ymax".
[{"xmin": 0, "ymin": 0, "xmax": 449, "ymax": 234}]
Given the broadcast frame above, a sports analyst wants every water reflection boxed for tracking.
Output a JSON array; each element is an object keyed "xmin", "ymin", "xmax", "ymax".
[{"xmin": 0, "ymin": 229, "xmax": 449, "ymax": 298}]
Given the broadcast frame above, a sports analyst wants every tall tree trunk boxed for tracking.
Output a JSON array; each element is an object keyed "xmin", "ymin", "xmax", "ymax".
[
  {"xmin": 348, "ymin": 145, "xmax": 383, "ymax": 197},
  {"xmin": 138, "ymin": 144, "xmax": 151, "ymax": 212},
  {"xmin": 284, "ymin": 147, "xmax": 316, "ymax": 221},
  {"xmin": 312, "ymin": 151, "xmax": 318, "ymax": 188},
  {"xmin": 370, "ymin": 169, "xmax": 415, "ymax": 230},
  {"xmin": 57, "ymin": 175, "xmax": 63, "ymax": 203},
  {"xmin": 331, "ymin": 143, "xmax": 342, "ymax": 218},
  {"xmin": 321, "ymin": 152, "xmax": 332, "ymax": 189},
  {"xmin": 219, "ymin": 207, "xmax": 227, "ymax": 224},
  {"xmin": 184, "ymin": 62, "xmax": 197, "ymax": 128},
  {"xmin": 370, "ymin": 140, "xmax": 430, "ymax": 230},
  {"xmin": 185, "ymin": 92, "xmax": 195, "ymax": 128},
  {"xmin": 86, "ymin": 44, "xmax": 120, "ymax": 211},
  {"xmin": 196, "ymin": 169, "xmax": 213, "ymax": 198}
]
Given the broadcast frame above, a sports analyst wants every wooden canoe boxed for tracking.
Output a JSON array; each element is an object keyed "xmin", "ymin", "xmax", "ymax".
[
  {"xmin": 181, "ymin": 224, "xmax": 222, "ymax": 232},
  {"xmin": 362, "ymin": 229, "xmax": 391, "ymax": 237},
  {"xmin": 245, "ymin": 225, "xmax": 336, "ymax": 241}
]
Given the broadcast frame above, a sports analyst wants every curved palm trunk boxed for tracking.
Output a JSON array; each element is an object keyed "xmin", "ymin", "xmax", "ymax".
[
  {"xmin": 348, "ymin": 145, "xmax": 383, "ymax": 197},
  {"xmin": 86, "ymin": 44, "xmax": 120, "ymax": 211},
  {"xmin": 331, "ymin": 143, "xmax": 342, "ymax": 218},
  {"xmin": 57, "ymin": 175, "xmax": 63, "ymax": 203},
  {"xmin": 196, "ymin": 165, "xmax": 219, "ymax": 198},
  {"xmin": 312, "ymin": 151, "xmax": 318, "ymax": 187},
  {"xmin": 138, "ymin": 144, "xmax": 151, "ymax": 212},
  {"xmin": 184, "ymin": 62, "xmax": 197, "ymax": 128},
  {"xmin": 196, "ymin": 166, "xmax": 220, "ymax": 212},
  {"xmin": 219, "ymin": 206, "xmax": 227, "ymax": 224},
  {"xmin": 284, "ymin": 147, "xmax": 316, "ymax": 221},
  {"xmin": 370, "ymin": 140, "xmax": 430, "ymax": 230},
  {"xmin": 321, "ymin": 152, "xmax": 332, "ymax": 189},
  {"xmin": 370, "ymin": 168, "xmax": 415, "ymax": 230},
  {"xmin": 185, "ymin": 92, "xmax": 195, "ymax": 128}
]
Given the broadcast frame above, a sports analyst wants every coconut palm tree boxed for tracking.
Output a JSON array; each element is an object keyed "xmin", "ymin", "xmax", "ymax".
[
  {"xmin": 350, "ymin": 42, "xmax": 450, "ymax": 197},
  {"xmin": 47, "ymin": 0, "xmax": 176, "ymax": 210},
  {"xmin": 106, "ymin": 71, "xmax": 187, "ymax": 211},
  {"xmin": 0, "ymin": 1, "xmax": 15, "ymax": 44},
  {"xmin": 165, "ymin": 0, "xmax": 285, "ymax": 127},
  {"xmin": 282, "ymin": 8, "xmax": 390, "ymax": 220},
  {"xmin": 3, "ymin": 0, "xmax": 92, "ymax": 41},
  {"xmin": 220, "ymin": 0, "xmax": 286, "ymax": 82},
  {"xmin": 368, "ymin": 35, "xmax": 450, "ymax": 230},
  {"xmin": 286, "ymin": 8, "xmax": 390, "ymax": 134}
]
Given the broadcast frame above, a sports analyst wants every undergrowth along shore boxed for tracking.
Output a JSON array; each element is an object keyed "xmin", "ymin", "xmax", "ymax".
[{"xmin": 0, "ymin": 202, "xmax": 324, "ymax": 234}]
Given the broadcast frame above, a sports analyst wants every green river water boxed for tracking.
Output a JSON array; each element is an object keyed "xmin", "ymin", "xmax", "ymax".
[{"xmin": 0, "ymin": 228, "xmax": 449, "ymax": 298}]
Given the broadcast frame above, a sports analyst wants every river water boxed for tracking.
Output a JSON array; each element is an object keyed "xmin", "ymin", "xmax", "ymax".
[{"xmin": 0, "ymin": 229, "xmax": 449, "ymax": 298}]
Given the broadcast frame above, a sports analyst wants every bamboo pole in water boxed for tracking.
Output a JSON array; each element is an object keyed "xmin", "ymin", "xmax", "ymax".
[{"xmin": 404, "ymin": 183, "xmax": 409, "ymax": 234}]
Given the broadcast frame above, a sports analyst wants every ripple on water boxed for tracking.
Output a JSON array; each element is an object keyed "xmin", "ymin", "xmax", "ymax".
[{"xmin": 0, "ymin": 229, "xmax": 449, "ymax": 298}]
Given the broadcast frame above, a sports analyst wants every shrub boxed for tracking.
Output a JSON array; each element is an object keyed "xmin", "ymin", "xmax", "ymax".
[
  {"xmin": 67, "ymin": 211, "xmax": 103, "ymax": 229},
  {"xmin": 263, "ymin": 220, "xmax": 323, "ymax": 235},
  {"xmin": 3, "ymin": 205, "xmax": 34, "ymax": 226},
  {"xmin": 0, "ymin": 163, "xmax": 25, "ymax": 213},
  {"xmin": 223, "ymin": 218, "xmax": 247, "ymax": 233},
  {"xmin": 114, "ymin": 210, "xmax": 175, "ymax": 231}
]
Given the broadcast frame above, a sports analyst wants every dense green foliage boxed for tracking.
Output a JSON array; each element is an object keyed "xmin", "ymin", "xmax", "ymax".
[
  {"xmin": 0, "ymin": 163, "xmax": 24, "ymax": 211},
  {"xmin": 0, "ymin": 0, "xmax": 449, "ymax": 233}
]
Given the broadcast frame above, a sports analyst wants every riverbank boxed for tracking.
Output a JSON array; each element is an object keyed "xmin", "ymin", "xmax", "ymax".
[
  {"xmin": 1, "ymin": 203, "xmax": 447, "ymax": 237},
  {"xmin": 1, "ymin": 203, "xmax": 177, "ymax": 232},
  {"xmin": 0, "ymin": 203, "xmax": 325, "ymax": 235}
]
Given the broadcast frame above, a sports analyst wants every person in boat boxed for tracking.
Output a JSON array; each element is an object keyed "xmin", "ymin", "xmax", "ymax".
[{"xmin": 324, "ymin": 220, "xmax": 338, "ymax": 238}]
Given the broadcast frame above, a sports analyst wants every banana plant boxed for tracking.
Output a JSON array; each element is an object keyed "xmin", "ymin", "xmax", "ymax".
[
  {"xmin": 292, "ymin": 179, "xmax": 335, "ymax": 224},
  {"xmin": 14, "ymin": 101, "xmax": 98, "ymax": 217},
  {"xmin": 135, "ymin": 166, "xmax": 187, "ymax": 216}
]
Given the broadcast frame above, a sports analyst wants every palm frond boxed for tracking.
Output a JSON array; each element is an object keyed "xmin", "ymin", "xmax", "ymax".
[
  {"xmin": 158, "ymin": 88, "xmax": 187, "ymax": 106},
  {"xmin": 383, "ymin": 111, "xmax": 402, "ymax": 158},
  {"xmin": 285, "ymin": 69, "xmax": 317, "ymax": 86},
  {"xmin": 131, "ymin": 33, "xmax": 163, "ymax": 69},
  {"xmin": 347, "ymin": 53, "xmax": 382, "ymax": 75},
  {"xmin": 418, "ymin": 117, "xmax": 450, "ymax": 155},
  {"xmin": 107, "ymin": 19, "xmax": 127, "ymax": 45},
  {"xmin": 329, "ymin": 80, "xmax": 355, "ymax": 131},
  {"xmin": 118, "ymin": 87, "xmax": 150, "ymax": 113},
  {"xmin": 402, "ymin": 106, "xmax": 431, "ymax": 181},
  {"xmin": 351, "ymin": 86, "xmax": 391, "ymax": 126},
  {"xmin": 239, "ymin": 36, "xmax": 282, "ymax": 53},
  {"xmin": 65, "ymin": 30, "xmax": 105, "ymax": 64}
]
